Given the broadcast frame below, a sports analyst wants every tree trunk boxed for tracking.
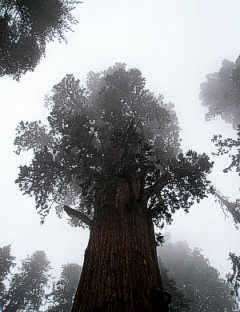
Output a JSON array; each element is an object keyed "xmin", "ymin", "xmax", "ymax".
[{"xmin": 71, "ymin": 184, "xmax": 171, "ymax": 311}]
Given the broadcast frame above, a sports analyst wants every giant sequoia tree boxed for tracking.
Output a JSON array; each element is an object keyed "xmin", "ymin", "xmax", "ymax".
[
  {"xmin": 15, "ymin": 65, "xmax": 214, "ymax": 311},
  {"xmin": 0, "ymin": 0, "xmax": 80, "ymax": 80}
]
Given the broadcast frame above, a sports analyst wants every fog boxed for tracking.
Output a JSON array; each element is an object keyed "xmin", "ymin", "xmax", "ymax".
[{"xmin": 0, "ymin": 0, "xmax": 240, "ymax": 290}]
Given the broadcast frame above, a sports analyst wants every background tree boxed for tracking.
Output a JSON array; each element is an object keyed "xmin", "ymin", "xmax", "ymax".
[
  {"xmin": 47, "ymin": 263, "xmax": 82, "ymax": 312},
  {"xmin": 14, "ymin": 64, "xmax": 214, "ymax": 311},
  {"xmin": 200, "ymin": 55, "xmax": 240, "ymax": 224},
  {"xmin": 200, "ymin": 56, "xmax": 240, "ymax": 128},
  {"xmin": 200, "ymin": 55, "xmax": 240, "ymax": 287},
  {"xmin": 158, "ymin": 240, "xmax": 238, "ymax": 311},
  {"xmin": 2, "ymin": 250, "xmax": 51, "ymax": 312},
  {"xmin": 228, "ymin": 252, "xmax": 240, "ymax": 297},
  {"xmin": 158, "ymin": 258, "xmax": 189, "ymax": 312},
  {"xmin": 0, "ymin": 245, "xmax": 15, "ymax": 309},
  {"xmin": 0, "ymin": 0, "xmax": 80, "ymax": 80}
]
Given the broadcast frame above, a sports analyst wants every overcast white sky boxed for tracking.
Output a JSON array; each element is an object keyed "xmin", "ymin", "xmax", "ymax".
[{"xmin": 0, "ymin": 0, "xmax": 240, "ymax": 284}]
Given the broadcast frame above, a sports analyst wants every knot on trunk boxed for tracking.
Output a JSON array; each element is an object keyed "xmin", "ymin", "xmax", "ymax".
[{"xmin": 151, "ymin": 288, "xmax": 172, "ymax": 312}]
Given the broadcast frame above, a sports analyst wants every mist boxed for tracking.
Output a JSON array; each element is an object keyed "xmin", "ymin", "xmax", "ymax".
[{"xmin": 0, "ymin": 0, "xmax": 240, "ymax": 310}]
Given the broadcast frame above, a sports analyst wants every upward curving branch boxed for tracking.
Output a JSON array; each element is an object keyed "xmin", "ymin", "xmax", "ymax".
[
  {"xmin": 215, "ymin": 193, "xmax": 240, "ymax": 224},
  {"xmin": 144, "ymin": 172, "xmax": 171, "ymax": 203},
  {"xmin": 64, "ymin": 205, "xmax": 92, "ymax": 228}
]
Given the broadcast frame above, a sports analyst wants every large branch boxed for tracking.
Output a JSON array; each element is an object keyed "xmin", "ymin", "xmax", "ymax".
[
  {"xmin": 147, "ymin": 194, "xmax": 167, "ymax": 219},
  {"xmin": 144, "ymin": 172, "xmax": 171, "ymax": 202},
  {"xmin": 64, "ymin": 205, "xmax": 92, "ymax": 228}
]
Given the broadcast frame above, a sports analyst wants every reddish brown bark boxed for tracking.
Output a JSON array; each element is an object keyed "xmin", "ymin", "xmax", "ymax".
[{"xmin": 71, "ymin": 183, "xmax": 171, "ymax": 311}]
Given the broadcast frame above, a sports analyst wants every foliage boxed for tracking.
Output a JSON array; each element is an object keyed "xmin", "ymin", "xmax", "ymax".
[
  {"xmin": 228, "ymin": 252, "xmax": 240, "ymax": 296},
  {"xmin": 200, "ymin": 55, "xmax": 240, "ymax": 310},
  {"xmin": 14, "ymin": 64, "xmax": 214, "ymax": 228},
  {"xmin": 2, "ymin": 250, "xmax": 51, "ymax": 312},
  {"xmin": 158, "ymin": 241, "xmax": 238, "ymax": 311},
  {"xmin": 215, "ymin": 192, "xmax": 240, "ymax": 226},
  {"xmin": 158, "ymin": 258, "xmax": 189, "ymax": 312},
  {"xmin": 47, "ymin": 263, "xmax": 82, "ymax": 311},
  {"xmin": 200, "ymin": 56, "xmax": 240, "ymax": 128},
  {"xmin": 200, "ymin": 55, "xmax": 240, "ymax": 224},
  {"xmin": 0, "ymin": 245, "xmax": 15, "ymax": 308},
  {"xmin": 0, "ymin": 0, "xmax": 80, "ymax": 80},
  {"xmin": 212, "ymin": 126, "xmax": 240, "ymax": 175},
  {"xmin": 200, "ymin": 55, "xmax": 240, "ymax": 170}
]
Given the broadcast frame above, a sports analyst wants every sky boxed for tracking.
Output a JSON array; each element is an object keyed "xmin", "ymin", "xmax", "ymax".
[{"xmin": 0, "ymin": 0, "xmax": 240, "ymax": 289}]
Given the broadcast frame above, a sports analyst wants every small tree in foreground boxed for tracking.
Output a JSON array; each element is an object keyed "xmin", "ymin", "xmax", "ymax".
[
  {"xmin": 14, "ymin": 64, "xmax": 214, "ymax": 311},
  {"xmin": 0, "ymin": 0, "xmax": 80, "ymax": 80}
]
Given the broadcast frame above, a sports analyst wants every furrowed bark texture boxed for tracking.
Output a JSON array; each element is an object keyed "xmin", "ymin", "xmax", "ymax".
[{"xmin": 71, "ymin": 183, "xmax": 171, "ymax": 311}]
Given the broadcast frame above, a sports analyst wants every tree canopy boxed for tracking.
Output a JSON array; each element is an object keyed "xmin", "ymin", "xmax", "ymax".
[
  {"xmin": 14, "ymin": 64, "xmax": 214, "ymax": 229},
  {"xmin": 200, "ymin": 56, "xmax": 240, "ymax": 128},
  {"xmin": 158, "ymin": 240, "xmax": 238, "ymax": 311},
  {"xmin": 200, "ymin": 55, "xmax": 240, "ymax": 224},
  {"xmin": 0, "ymin": 0, "xmax": 80, "ymax": 80}
]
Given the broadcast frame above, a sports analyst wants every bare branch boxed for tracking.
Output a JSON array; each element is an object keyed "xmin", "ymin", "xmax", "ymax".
[{"xmin": 64, "ymin": 205, "xmax": 92, "ymax": 228}]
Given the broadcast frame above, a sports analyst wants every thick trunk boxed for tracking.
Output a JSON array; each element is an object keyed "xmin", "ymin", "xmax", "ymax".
[{"xmin": 72, "ymin": 184, "xmax": 171, "ymax": 312}]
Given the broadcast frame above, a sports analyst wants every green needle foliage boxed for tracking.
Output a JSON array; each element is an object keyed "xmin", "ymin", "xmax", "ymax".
[
  {"xmin": 0, "ymin": 0, "xmax": 80, "ymax": 80},
  {"xmin": 14, "ymin": 64, "xmax": 214, "ymax": 229}
]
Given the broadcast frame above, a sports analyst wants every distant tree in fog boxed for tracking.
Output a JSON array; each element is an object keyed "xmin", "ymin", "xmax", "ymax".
[
  {"xmin": 200, "ymin": 56, "xmax": 240, "ymax": 128},
  {"xmin": 0, "ymin": 0, "xmax": 81, "ymax": 80},
  {"xmin": 2, "ymin": 250, "xmax": 51, "ymax": 312},
  {"xmin": 47, "ymin": 263, "xmax": 82, "ymax": 312},
  {"xmin": 14, "ymin": 64, "xmax": 214, "ymax": 311},
  {"xmin": 0, "ymin": 245, "xmax": 15, "ymax": 309},
  {"xmin": 158, "ymin": 258, "xmax": 189, "ymax": 312},
  {"xmin": 200, "ymin": 55, "xmax": 240, "ymax": 287},
  {"xmin": 158, "ymin": 241, "xmax": 238, "ymax": 311}
]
